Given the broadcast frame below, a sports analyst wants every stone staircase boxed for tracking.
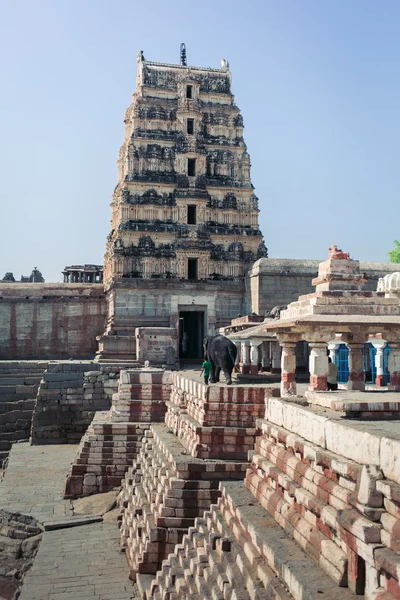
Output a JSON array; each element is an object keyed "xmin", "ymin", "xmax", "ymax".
[
  {"xmin": 145, "ymin": 482, "xmax": 359, "ymax": 600},
  {"xmin": 118, "ymin": 424, "xmax": 248, "ymax": 579},
  {"xmin": 65, "ymin": 411, "xmax": 149, "ymax": 497},
  {"xmin": 0, "ymin": 361, "xmax": 48, "ymax": 466}
]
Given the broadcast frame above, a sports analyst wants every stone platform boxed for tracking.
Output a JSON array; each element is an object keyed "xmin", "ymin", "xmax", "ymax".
[
  {"xmin": 305, "ymin": 390, "xmax": 400, "ymax": 418},
  {"xmin": 65, "ymin": 368, "xmax": 171, "ymax": 497},
  {"xmin": 117, "ymin": 372, "xmax": 279, "ymax": 580}
]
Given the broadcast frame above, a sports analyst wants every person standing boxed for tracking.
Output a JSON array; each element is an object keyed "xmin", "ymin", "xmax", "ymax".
[
  {"xmin": 200, "ymin": 358, "xmax": 211, "ymax": 385},
  {"xmin": 327, "ymin": 357, "xmax": 338, "ymax": 391}
]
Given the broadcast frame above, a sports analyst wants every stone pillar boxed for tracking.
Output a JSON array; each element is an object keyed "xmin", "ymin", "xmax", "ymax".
[
  {"xmin": 271, "ymin": 342, "xmax": 281, "ymax": 373},
  {"xmin": 347, "ymin": 343, "xmax": 365, "ymax": 391},
  {"xmin": 389, "ymin": 342, "xmax": 400, "ymax": 390},
  {"xmin": 261, "ymin": 342, "xmax": 271, "ymax": 371},
  {"xmin": 280, "ymin": 342, "xmax": 297, "ymax": 397},
  {"xmin": 234, "ymin": 342, "xmax": 241, "ymax": 364},
  {"xmin": 250, "ymin": 342, "xmax": 259, "ymax": 375},
  {"xmin": 308, "ymin": 343, "xmax": 328, "ymax": 391},
  {"xmin": 375, "ymin": 346, "xmax": 386, "ymax": 387},
  {"xmin": 328, "ymin": 341, "xmax": 341, "ymax": 363},
  {"xmin": 240, "ymin": 341, "xmax": 250, "ymax": 374}
]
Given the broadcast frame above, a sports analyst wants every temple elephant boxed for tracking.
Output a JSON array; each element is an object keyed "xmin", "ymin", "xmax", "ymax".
[{"xmin": 204, "ymin": 335, "xmax": 237, "ymax": 385}]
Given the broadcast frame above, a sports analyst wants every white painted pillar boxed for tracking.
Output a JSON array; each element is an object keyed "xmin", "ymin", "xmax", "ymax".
[
  {"xmin": 370, "ymin": 339, "xmax": 387, "ymax": 386},
  {"xmin": 308, "ymin": 343, "xmax": 328, "ymax": 391},
  {"xmin": 328, "ymin": 341, "xmax": 341, "ymax": 363},
  {"xmin": 250, "ymin": 342, "xmax": 260, "ymax": 375},
  {"xmin": 241, "ymin": 341, "xmax": 250, "ymax": 374}
]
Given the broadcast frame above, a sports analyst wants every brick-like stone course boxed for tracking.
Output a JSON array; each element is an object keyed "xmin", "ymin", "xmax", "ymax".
[
  {"xmin": 64, "ymin": 368, "xmax": 171, "ymax": 498},
  {"xmin": 116, "ymin": 374, "xmax": 276, "ymax": 581},
  {"xmin": 0, "ymin": 361, "xmax": 48, "ymax": 466},
  {"xmin": 243, "ymin": 396, "xmax": 400, "ymax": 599},
  {"xmin": 118, "ymin": 424, "xmax": 247, "ymax": 578},
  {"xmin": 30, "ymin": 362, "xmax": 123, "ymax": 444},
  {"xmin": 165, "ymin": 373, "xmax": 279, "ymax": 459},
  {"xmin": 148, "ymin": 481, "xmax": 358, "ymax": 600}
]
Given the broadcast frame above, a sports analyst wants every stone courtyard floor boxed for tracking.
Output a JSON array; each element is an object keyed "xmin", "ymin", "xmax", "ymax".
[{"xmin": 0, "ymin": 443, "xmax": 134, "ymax": 600}]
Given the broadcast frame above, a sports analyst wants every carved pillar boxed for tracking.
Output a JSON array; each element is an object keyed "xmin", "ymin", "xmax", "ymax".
[
  {"xmin": 270, "ymin": 342, "xmax": 281, "ymax": 373},
  {"xmin": 250, "ymin": 342, "xmax": 259, "ymax": 375},
  {"xmin": 389, "ymin": 342, "xmax": 400, "ymax": 390},
  {"xmin": 261, "ymin": 341, "xmax": 271, "ymax": 372},
  {"xmin": 347, "ymin": 343, "xmax": 365, "ymax": 391},
  {"xmin": 372, "ymin": 341, "xmax": 387, "ymax": 387},
  {"xmin": 280, "ymin": 342, "xmax": 297, "ymax": 397},
  {"xmin": 240, "ymin": 341, "xmax": 250, "ymax": 374},
  {"xmin": 309, "ymin": 343, "xmax": 328, "ymax": 391}
]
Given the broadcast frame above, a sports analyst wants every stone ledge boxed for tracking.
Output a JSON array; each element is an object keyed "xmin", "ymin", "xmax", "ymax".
[{"xmin": 218, "ymin": 481, "xmax": 358, "ymax": 600}]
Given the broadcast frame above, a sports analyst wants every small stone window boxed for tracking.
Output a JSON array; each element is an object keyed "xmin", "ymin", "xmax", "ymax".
[
  {"xmin": 187, "ymin": 205, "xmax": 196, "ymax": 225},
  {"xmin": 188, "ymin": 258, "xmax": 198, "ymax": 280},
  {"xmin": 187, "ymin": 119, "xmax": 194, "ymax": 134},
  {"xmin": 188, "ymin": 158, "xmax": 196, "ymax": 177},
  {"xmin": 186, "ymin": 85, "xmax": 193, "ymax": 99}
]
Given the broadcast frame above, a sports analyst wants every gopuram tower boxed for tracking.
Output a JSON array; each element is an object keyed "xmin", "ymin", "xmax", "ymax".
[{"xmin": 97, "ymin": 47, "xmax": 267, "ymax": 363}]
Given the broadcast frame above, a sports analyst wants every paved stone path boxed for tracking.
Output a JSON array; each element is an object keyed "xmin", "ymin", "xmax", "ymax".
[
  {"xmin": 19, "ymin": 523, "xmax": 134, "ymax": 600},
  {"xmin": 0, "ymin": 442, "xmax": 135, "ymax": 600},
  {"xmin": 0, "ymin": 443, "xmax": 76, "ymax": 520}
]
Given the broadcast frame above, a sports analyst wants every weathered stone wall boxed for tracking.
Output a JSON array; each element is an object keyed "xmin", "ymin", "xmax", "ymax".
[
  {"xmin": 0, "ymin": 283, "xmax": 106, "ymax": 360},
  {"xmin": 248, "ymin": 258, "xmax": 400, "ymax": 315},
  {"xmin": 30, "ymin": 362, "xmax": 123, "ymax": 444},
  {"xmin": 106, "ymin": 278, "xmax": 245, "ymax": 334},
  {"xmin": 135, "ymin": 327, "xmax": 178, "ymax": 366},
  {"xmin": 245, "ymin": 396, "xmax": 400, "ymax": 598},
  {"xmin": 0, "ymin": 361, "xmax": 48, "ymax": 466}
]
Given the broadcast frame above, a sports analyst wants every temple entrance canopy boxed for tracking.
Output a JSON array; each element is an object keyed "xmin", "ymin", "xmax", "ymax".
[{"xmin": 260, "ymin": 246, "xmax": 400, "ymax": 397}]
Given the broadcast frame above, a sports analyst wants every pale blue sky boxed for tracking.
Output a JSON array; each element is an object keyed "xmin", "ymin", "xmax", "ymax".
[{"xmin": 1, "ymin": 0, "xmax": 399, "ymax": 281}]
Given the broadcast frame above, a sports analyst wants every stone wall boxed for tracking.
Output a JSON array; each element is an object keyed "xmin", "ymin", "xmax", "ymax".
[
  {"xmin": 248, "ymin": 258, "xmax": 400, "ymax": 315},
  {"xmin": 0, "ymin": 283, "xmax": 106, "ymax": 360},
  {"xmin": 106, "ymin": 278, "xmax": 245, "ymax": 333},
  {"xmin": 0, "ymin": 361, "xmax": 48, "ymax": 466},
  {"xmin": 135, "ymin": 327, "xmax": 178, "ymax": 366},
  {"xmin": 244, "ymin": 396, "xmax": 400, "ymax": 598},
  {"xmin": 30, "ymin": 362, "xmax": 123, "ymax": 444}
]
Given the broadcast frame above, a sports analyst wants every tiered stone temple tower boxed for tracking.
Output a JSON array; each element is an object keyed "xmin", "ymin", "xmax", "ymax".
[{"xmin": 97, "ymin": 48, "xmax": 267, "ymax": 362}]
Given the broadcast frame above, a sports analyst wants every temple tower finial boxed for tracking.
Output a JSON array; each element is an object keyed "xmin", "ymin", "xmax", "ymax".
[{"xmin": 180, "ymin": 43, "xmax": 187, "ymax": 66}]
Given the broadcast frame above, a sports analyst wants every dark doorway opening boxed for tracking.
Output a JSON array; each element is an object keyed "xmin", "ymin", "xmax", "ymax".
[
  {"xmin": 188, "ymin": 158, "xmax": 196, "ymax": 177},
  {"xmin": 187, "ymin": 118, "xmax": 194, "ymax": 134},
  {"xmin": 186, "ymin": 85, "xmax": 193, "ymax": 99},
  {"xmin": 188, "ymin": 258, "xmax": 198, "ymax": 280},
  {"xmin": 179, "ymin": 311, "xmax": 204, "ymax": 360},
  {"xmin": 187, "ymin": 205, "xmax": 197, "ymax": 224}
]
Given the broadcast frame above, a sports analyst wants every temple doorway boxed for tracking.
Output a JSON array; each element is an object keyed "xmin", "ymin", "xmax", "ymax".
[{"xmin": 179, "ymin": 310, "xmax": 205, "ymax": 361}]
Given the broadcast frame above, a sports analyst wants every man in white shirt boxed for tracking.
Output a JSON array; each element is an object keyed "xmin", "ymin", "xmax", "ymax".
[{"xmin": 327, "ymin": 357, "xmax": 338, "ymax": 391}]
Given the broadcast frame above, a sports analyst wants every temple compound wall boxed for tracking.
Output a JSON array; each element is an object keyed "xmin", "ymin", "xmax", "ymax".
[
  {"xmin": 248, "ymin": 258, "xmax": 400, "ymax": 315},
  {"xmin": 0, "ymin": 283, "xmax": 106, "ymax": 360}
]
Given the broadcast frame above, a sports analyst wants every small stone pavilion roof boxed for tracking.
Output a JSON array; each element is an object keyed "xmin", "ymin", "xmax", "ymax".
[
  {"xmin": 229, "ymin": 319, "xmax": 276, "ymax": 341},
  {"xmin": 260, "ymin": 246, "xmax": 400, "ymax": 344}
]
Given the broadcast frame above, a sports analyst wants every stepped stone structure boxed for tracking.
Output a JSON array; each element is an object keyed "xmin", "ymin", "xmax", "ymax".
[{"xmin": 97, "ymin": 51, "xmax": 268, "ymax": 362}]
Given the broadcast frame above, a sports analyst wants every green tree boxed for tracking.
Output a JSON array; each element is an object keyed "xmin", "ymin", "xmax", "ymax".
[{"xmin": 389, "ymin": 240, "xmax": 400, "ymax": 263}]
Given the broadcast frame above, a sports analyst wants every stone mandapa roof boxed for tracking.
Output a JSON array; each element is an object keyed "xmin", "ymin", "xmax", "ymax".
[
  {"xmin": 263, "ymin": 313, "xmax": 400, "ymax": 332},
  {"xmin": 227, "ymin": 319, "xmax": 276, "ymax": 340}
]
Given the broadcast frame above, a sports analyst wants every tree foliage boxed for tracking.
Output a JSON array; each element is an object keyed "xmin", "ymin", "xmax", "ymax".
[{"xmin": 388, "ymin": 240, "xmax": 400, "ymax": 263}]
